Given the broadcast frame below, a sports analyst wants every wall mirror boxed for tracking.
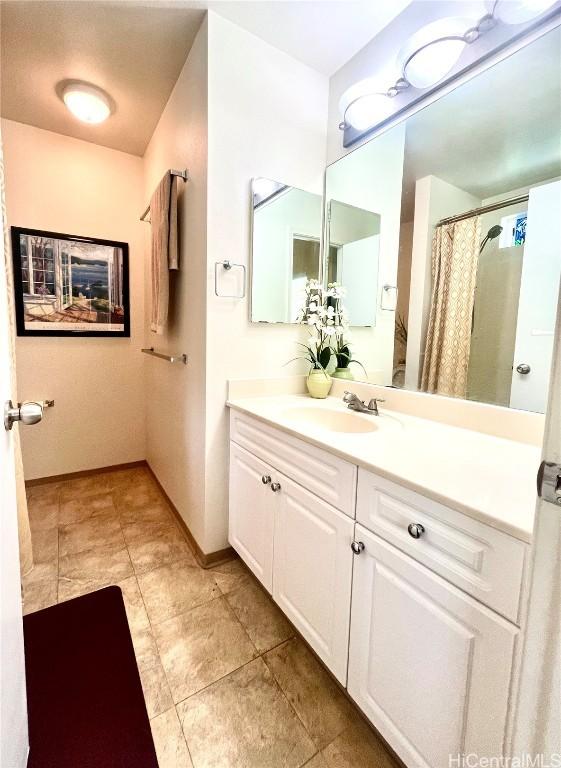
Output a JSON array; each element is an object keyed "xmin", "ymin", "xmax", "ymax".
[
  {"xmin": 324, "ymin": 25, "xmax": 561, "ymax": 413},
  {"xmin": 250, "ymin": 177, "xmax": 322, "ymax": 323}
]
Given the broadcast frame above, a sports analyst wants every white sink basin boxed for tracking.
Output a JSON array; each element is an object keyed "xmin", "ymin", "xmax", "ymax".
[{"xmin": 282, "ymin": 406, "xmax": 379, "ymax": 433}]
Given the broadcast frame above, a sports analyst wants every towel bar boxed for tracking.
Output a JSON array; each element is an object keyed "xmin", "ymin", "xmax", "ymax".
[
  {"xmin": 141, "ymin": 347, "xmax": 187, "ymax": 364},
  {"xmin": 140, "ymin": 169, "xmax": 189, "ymax": 222}
]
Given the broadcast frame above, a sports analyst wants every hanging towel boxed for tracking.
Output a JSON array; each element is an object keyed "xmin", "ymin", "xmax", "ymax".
[{"xmin": 150, "ymin": 171, "xmax": 179, "ymax": 334}]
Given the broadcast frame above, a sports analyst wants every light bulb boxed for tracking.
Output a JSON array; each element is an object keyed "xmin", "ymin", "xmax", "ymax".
[
  {"xmin": 399, "ymin": 17, "xmax": 474, "ymax": 89},
  {"xmin": 494, "ymin": 0, "xmax": 557, "ymax": 24},
  {"xmin": 62, "ymin": 83, "xmax": 111, "ymax": 124},
  {"xmin": 345, "ymin": 93, "xmax": 394, "ymax": 131}
]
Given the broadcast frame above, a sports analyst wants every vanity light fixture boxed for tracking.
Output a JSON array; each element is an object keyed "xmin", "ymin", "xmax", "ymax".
[
  {"xmin": 59, "ymin": 81, "xmax": 113, "ymax": 124},
  {"xmin": 339, "ymin": 0, "xmax": 560, "ymax": 132}
]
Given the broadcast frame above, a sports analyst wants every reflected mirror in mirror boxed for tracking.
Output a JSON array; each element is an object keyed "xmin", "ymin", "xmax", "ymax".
[
  {"xmin": 327, "ymin": 201, "xmax": 380, "ymax": 326},
  {"xmin": 251, "ymin": 177, "xmax": 322, "ymax": 323},
  {"xmin": 324, "ymin": 25, "xmax": 561, "ymax": 413}
]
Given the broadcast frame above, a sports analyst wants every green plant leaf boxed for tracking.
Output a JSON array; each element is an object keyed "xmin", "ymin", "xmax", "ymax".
[{"xmin": 319, "ymin": 346, "xmax": 332, "ymax": 370}]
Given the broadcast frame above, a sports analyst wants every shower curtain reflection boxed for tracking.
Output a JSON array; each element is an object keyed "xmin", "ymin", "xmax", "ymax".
[{"xmin": 421, "ymin": 216, "xmax": 481, "ymax": 398}]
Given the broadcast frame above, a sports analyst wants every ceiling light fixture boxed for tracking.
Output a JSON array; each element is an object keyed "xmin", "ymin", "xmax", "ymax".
[
  {"xmin": 339, "ymin": 0, "xmax": 559, "ymax": 133},
  {"xmin": 399, "ymin": 17, "xmax": 475, "ymax": 90},
  {"xmin": 494, "ymin": 0, "xmax": 558, "ymax": 24},
  {"xmin": 59, "ymin": 81, "xmax": 112, "ymax": 124}
]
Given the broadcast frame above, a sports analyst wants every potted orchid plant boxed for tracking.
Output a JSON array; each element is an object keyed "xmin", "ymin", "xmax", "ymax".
[
  {"xmin": 326, "ymin": 283, "xmax": 366, "ymax": 381},
  {"xmin": 291, "ymin": 280, "xmax": 333, "ymax": 398}
]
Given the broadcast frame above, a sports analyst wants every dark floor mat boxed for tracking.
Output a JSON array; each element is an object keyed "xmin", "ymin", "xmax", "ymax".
[{"xmin": 23, "ymin": 585, "xmax": 158, "ymax": 768}]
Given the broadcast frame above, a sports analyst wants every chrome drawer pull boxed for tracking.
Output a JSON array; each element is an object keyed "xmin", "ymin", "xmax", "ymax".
[
  {"xmin": 408, "ymin": 523, "xmax": 425, "ymax": 539},
  {"xmin": 270, "ymin": 482, "xmax": 281, "ymax": 493},
  {"xmin": 261, "ymin": 475, "xmax": 271, "ymax": 485},
  {"xmin": 351, "ymin": 541, "xmax": 365, "ymax": 555}
]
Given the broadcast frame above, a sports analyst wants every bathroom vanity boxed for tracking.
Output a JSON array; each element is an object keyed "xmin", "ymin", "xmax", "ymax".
[{"xmin": 227, "ymin": 393, "xmax": 537, "ymax": 768}]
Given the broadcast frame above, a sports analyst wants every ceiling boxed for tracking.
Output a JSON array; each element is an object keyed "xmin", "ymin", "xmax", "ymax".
[
  {"xmin": 400, "ymin": 26, "xmax": 561, "ymax": 221},
  {"xmin": 0, "ymin": 0, "xmax": 410, "ymax": 156}
]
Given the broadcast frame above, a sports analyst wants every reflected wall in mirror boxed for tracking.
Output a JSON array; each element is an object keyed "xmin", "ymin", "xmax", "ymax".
[
  {"xmin": 325, "ymin": 25, "xmax": 561, "ymax": 413},
  {"xmin": 251, "ymin": 177, "xmax": 322, "ymax": 323},
  {"xmin": 326, "ymin": 201, "xmax": 380, "ymax": 326}
]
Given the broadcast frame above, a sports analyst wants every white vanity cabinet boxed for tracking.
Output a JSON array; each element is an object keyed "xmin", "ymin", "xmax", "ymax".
[
  {"xmin": 273, "ymin": 473, "xmax": 354, "ymax": 683},
  {"xmin": 229, "ymin": 410, "xmax": 356, "ymax": 683},
  {"xmin": 229, "ymin": 442, "xmax": 276, "ymax": 592},
  {"xmin": 228, "ymin": 408, "xmax": 527, "ymax": 767},
  {"xmin": 347, "ymin": 524, "xmax": 519, "ymax": 768}
]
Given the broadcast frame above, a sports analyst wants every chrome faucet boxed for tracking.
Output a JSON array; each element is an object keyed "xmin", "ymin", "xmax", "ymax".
[{"xmin": 343, "ymin": 391, "xmax": 385, "ymax": 416}]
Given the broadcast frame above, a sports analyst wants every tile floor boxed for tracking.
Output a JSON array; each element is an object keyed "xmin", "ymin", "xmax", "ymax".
[{"xmin": 22, "ymin": 465, "xmax": 401, "ymax": 768}]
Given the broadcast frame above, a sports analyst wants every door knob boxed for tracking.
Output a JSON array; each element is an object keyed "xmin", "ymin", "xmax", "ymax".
[
  {"xmin": 516, "ymin": 363, "xmax": 531, "ymax": 375},
  {"xmin": 270, "ymin": 482, "xmax": 281, "ymax": 493},
  {"xmin": 407, "ymin": 523, "xmax": 425, "ymax": 539},
  {"xmin": 261, "ymin": 475, "xmax": 271, "ymax": 485},
  {"xmin": 4, "ymin": 400, "xmax": 43, "ymax": 431}
]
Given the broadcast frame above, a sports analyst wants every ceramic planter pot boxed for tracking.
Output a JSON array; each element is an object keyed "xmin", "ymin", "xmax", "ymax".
[
  {"xmin": 306, "ymin": 370, "xmax": 332, "ymax": 399},
  {"xmin": 331, "ymin": 367, "xmax": 354, "ymax": 381}
]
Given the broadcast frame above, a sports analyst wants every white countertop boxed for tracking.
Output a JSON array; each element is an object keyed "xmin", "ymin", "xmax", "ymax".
[{"xmin": 227, "ymin": 394, "xmax": 540, "ymax": 543}]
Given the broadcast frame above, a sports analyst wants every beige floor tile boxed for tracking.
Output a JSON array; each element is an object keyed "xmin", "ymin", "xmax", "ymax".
[
  {"xmin": 138, "ymin": 560, "xmax": 220, "ymax": 626},
  {"xmin": 26, "ymin": 482, "xmax": 60, "ymax": 502},
  {"xmin": 59, "ymin": 474, "xmax": 115, "ymax": 501},
  {"xmin": 28, "ymin": 496, "xmax": 58, "ymax": 531},
  {"xmin": 127, "ymin": 525, "xmax": 196, "ymax": 575},
  {"xmin": 303, "ymin": 754, "xmax": 328, "ymax": 768},
  {"xmin": 226, "ymin": 578, "xmax": 293, "ymax": 653},
  {"xmin": 177, "ymin": 657, "xmax": 316, "ymax": 768},
  {"xmin": 58, "ymin": 492, "xmax": 115, "ymax": 526},
  {"xmin": 133, "ymin": 627, "xmax": 174, "ymax": 719},
  {"xmin": 118, "ymin": 575, "xmax": 151, "ymax": 641},
  {"xmin": 59, "ymin": 512, "xmax": 124, "ymax": 557},
  {"xmin": 264, "ymin": 638, "xmax": 355, "ymax": 750},
  {"xmin": 154, "ymin": 597, "xmax": 257, "ymax": 702},
  {"xmin": 109, "ymin": 467, "xmax": 153, "ymax": 488},
  {"xmin": 211, "ymin": 558, "xmax": 252, "ymax": 595},
  {"xmin": 58, "ymin": 542, "xmax": 133, "ymax": 602},
  {"xmin": 26, "ymin": 527, "xmax": 58, "ymax": 584},
  {"xmin": 22, "ymin": 578, "xmax": 57, "ymax": 615},
  {"xmin": 119, "ymin": 501, "xmax": 174, "ymax": 527},
  {"xmin": 150, "ymin": 708, "xmax": 193, "ymax": 768},
  {"xmin": 321, "ymin": 719, "xmax": 400, "ymax": 768},
  {"xmin": 114, "ymin": 483, "xmax": 162, "ymax": 511}
]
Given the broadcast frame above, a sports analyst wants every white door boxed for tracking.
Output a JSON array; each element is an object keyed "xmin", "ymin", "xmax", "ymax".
[
  {"xmin": 348, "ymin": 525, "xmax": 518, "ymax": 768},
  {"xmin": 512, "ymin": 285, "xmax": 561, "ymax": 757},
  {"xmin": 228, "ymin": 442, "xmax": 275, "ymax": 592},
  {"xmin": 0, "ymin": 196, "xmax": 29, "ymax": 764},
  {"xmin": 339, "ymin": 235, "xmax": 379, "ymax": 326},
  {"xmin": 510, "ymin": 180, "xmax": 561, "ymax": 412},
  {"xmin": 272, "ymin": 473, "xmax": 354, "ymax": 683}
]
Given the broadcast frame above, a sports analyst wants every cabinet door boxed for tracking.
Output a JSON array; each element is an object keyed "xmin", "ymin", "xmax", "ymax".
[
  {"xmin": 348, "ymin": 525, "xmax": 518, "ymax": 768},
  {"xmin": 273, "ymin": 473, "xmax": 354, "ymax": 684},
  {"xmin": 229, "ymin": 443, "xmax": 275, "ymax": 592}
]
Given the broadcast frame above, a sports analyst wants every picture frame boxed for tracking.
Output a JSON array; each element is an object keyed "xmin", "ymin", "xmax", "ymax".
[{"xmin": 10, "ymin": 227, "xmax": 130, "ymax": 337}]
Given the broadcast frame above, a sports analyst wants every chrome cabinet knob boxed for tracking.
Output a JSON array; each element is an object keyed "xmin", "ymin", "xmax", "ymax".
[
  {"xmin": 4, "ymin": 400, "xmax": 43, "ymax": 431},
  {"xmin": 351, "ymin": 540, "xmax": 365, "ymax": 554},
  {"xmin": 407, "ymin": 523, "xmax": 425, "ymax": 539},
  {"xmin": 270, "ymin": 482, "xmax": 281, "ymax": 493},
  {"xmin": 261, "ymin": 475, "xmax": 271, "ymax": 485},
  {"xmin": 516, "ymin": 363, "xmax": 531, "ymax": 375}
]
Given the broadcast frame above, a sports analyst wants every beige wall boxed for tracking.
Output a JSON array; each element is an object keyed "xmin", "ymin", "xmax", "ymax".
[
  {"xmin": 204, "ymin": 12, "xmax": 329, "ymax": 552},
  {"xmin": 142, "ymin": 18, "xmax": 209, "ymax": 549},
  {"xmin": 2, "ymin": 119, "xmax": 145, "ymax": 479}
]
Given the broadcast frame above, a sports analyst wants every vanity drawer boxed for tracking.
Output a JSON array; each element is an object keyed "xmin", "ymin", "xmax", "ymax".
[
  {"xmin": 356, "ymin": 468, "xmax": 527, "ymax": 624},
  {"xmin": 230, "ymin": 410, "xmax": 357, "ymax": 517}
]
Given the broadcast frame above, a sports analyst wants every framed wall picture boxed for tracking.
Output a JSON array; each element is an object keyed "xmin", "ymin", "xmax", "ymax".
[{"xmin": 10, "ymin": 227, "xmax": 130, "ymax": 337}]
